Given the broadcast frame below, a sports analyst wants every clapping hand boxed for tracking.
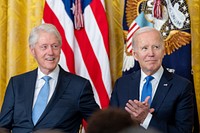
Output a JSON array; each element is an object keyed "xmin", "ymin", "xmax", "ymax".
[{"xmin": 125, "ymin": 96, "xmax": 155, "ymax": 123}]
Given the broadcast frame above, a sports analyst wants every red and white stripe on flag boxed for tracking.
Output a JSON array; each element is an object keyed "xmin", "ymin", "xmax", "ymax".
[
  {"xmin": 126, "ymin": 21, "xmax": 140, "ymax": 53},
  {"xmin": 43, "ymin": 0, "xmax": 112, "ymax": 109}
]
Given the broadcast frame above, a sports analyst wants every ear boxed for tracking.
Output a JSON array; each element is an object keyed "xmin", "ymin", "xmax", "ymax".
[
  {"xmin": 132, "ymin": 49, "xmax": 138, "ymax": 61},
  {"xmin": 161, "ymin": 48, "xmax": 165, "ymax": 59},
  {"xmin": 29, "ymin": 46, "xmax": 36, "ymax": 57}
]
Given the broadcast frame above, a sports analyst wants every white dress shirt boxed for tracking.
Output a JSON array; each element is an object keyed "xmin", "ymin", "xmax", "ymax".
[
  {"xmin": 32, "ymin": 65, "xmax": 59, "ymax": 108},
  {"xmin": 140, "ymin": 66, "xmax": 164, "ymax": 129}
]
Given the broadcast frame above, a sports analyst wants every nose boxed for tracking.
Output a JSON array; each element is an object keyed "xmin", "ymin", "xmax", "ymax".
[
  {"xmin": 47, "ymin": 46, "xmax": 54, "ymax": 54},
  {"xmin": 148, "ymin": 48, "xmax": 154, "ymax": 56}
]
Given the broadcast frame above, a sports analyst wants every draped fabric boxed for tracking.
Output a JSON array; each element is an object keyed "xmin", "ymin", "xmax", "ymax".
[
  {"xmin": 0, "ymin": 0, "xmax": 199, "ymax": 126},
  {"xmin": 104, "ymin": 0, "xmax": 124, "ymax": 86},
  {"xmin": 0, "ymin": 0, "xmax": 44, "ymax": 108},
  {"xmin": 188, "ymin": 0, "xmax": 200, "ymax": 124}
]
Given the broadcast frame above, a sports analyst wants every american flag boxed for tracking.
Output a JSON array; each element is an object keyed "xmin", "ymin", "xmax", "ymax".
[
  {"xmin": 123, "ymin": 12, "xmax": 153, "ymax": 72},
  {"xmin": 125, "ymin": 20, "xmax": 140, "ymax": 54},
  {"xmin": 125, "ymin": 12, "xmax": 153, "ymax": 54},
  {"xmin": 43, "ymin": 0, "xmax": 112, "ymax": 109}
]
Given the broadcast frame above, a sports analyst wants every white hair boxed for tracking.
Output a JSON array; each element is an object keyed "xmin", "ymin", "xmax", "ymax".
[{"xmin": 28, "ymin": 23, "xmax": 62, "ymax": 48}]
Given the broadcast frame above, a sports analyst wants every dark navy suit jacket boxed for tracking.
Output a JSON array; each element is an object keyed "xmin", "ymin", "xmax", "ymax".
[
  {"xmin": 0, "ymin": 66, "xmax": 99, "ymax": 133},
  {"xmin": 110, "ymin": 68, "xmax": 194, "ymax": 133}
]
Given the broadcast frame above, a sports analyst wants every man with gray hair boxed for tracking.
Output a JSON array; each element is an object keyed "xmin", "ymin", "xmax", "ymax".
[
  {"xmin": 110, "ymin": 27, "xmax": 194, "ymax": 133},
  {"xmin": 0, "ymin": 23, "xmax": 99, "ymax": 133}
]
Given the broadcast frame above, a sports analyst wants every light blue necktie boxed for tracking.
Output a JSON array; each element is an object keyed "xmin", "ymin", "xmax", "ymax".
[
  {"xmin": 141, "ymin": 76, "xmax": 154, "ymax": 104},
  {"xmin": 32, "ymin": 76, "xmax": 51, "ymax": 125}
]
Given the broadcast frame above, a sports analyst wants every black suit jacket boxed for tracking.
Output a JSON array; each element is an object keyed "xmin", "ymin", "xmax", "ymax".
[
  {"xmin": 0, "ymin": 66, "xmax": 99, "ymax": 133},
  {"xmin": 110, "ymin": 68, "xmax": 194, "ymax": 133}
]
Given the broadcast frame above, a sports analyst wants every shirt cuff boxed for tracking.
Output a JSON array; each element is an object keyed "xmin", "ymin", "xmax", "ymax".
[{"xmin": 140, "ymin": 113, "xmax": 152, "ymax": 129}]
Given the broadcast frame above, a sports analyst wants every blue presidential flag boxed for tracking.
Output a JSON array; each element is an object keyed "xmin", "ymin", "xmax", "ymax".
[{"xmin": 122, "ymin": 0, "xmax": 192, "ymax": 81}]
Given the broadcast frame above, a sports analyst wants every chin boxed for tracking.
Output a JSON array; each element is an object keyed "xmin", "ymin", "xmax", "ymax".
[{"xmin": 46, "ymin": 65, "xmax": 56, "ymax": 70}]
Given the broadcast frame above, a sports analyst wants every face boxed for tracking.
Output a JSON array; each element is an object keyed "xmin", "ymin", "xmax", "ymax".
[
  {"xmin": 132, "ymin": 30, "xmax": 165, "ymax": 75},
  {"xmin": 30, "ymin": 31, "xmax": 61, "ymax": 75}
]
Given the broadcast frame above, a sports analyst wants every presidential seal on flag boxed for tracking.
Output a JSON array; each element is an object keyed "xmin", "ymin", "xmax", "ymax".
[{"xmin": 123, "ymin": 0, "xmax": 191, "ymax": 74}]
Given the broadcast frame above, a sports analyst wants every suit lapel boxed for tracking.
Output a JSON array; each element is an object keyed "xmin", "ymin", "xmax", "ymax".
[
  {"xmin": 151, "ymin": 69, "xmax": 173, "ymax": 110},
  {"xmin": 129, "ymin": 71, "xmax": 141, "ymax": 100},
  {"xmin": 24, "ymin": 69, "xmax": 38, "ymax": 124}
]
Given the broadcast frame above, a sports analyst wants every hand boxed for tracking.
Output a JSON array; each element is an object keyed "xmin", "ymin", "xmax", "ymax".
[{"xmin": 125, "ymin": 96, "xmax": 155, "ymax": 123}]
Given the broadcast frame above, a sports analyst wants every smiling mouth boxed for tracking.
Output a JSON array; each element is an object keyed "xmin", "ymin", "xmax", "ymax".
[{"xmin": 46, "ymin": 57, "xmax": 55, "ymax": 61}]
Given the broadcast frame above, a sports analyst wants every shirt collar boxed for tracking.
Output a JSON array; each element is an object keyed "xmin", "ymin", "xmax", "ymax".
[
  {"xmin": 141, "ymin": 66, "xmax": 164, "ymax": 81},
  {"xmin": 37, "ymin": 65, "xmax": 60, "ymax": 80}
]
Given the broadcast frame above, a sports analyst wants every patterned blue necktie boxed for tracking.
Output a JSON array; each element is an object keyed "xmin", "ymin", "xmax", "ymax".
[
  {"xmin": 141, "ymin": 76, "xmax": 154, "ymax": 104},
  {"xmin": 32, "ymin": 76, "xmax": 51, "ymax": 125}
]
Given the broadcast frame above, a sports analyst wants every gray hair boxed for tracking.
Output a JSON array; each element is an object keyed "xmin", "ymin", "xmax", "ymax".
[
  {"xmin": 132, "ymin": 27, "xmax": 164, "ymax": 50},
  {"xmin": 28, "ymin": 23, "xmax": 62, "ymax": 48}
]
